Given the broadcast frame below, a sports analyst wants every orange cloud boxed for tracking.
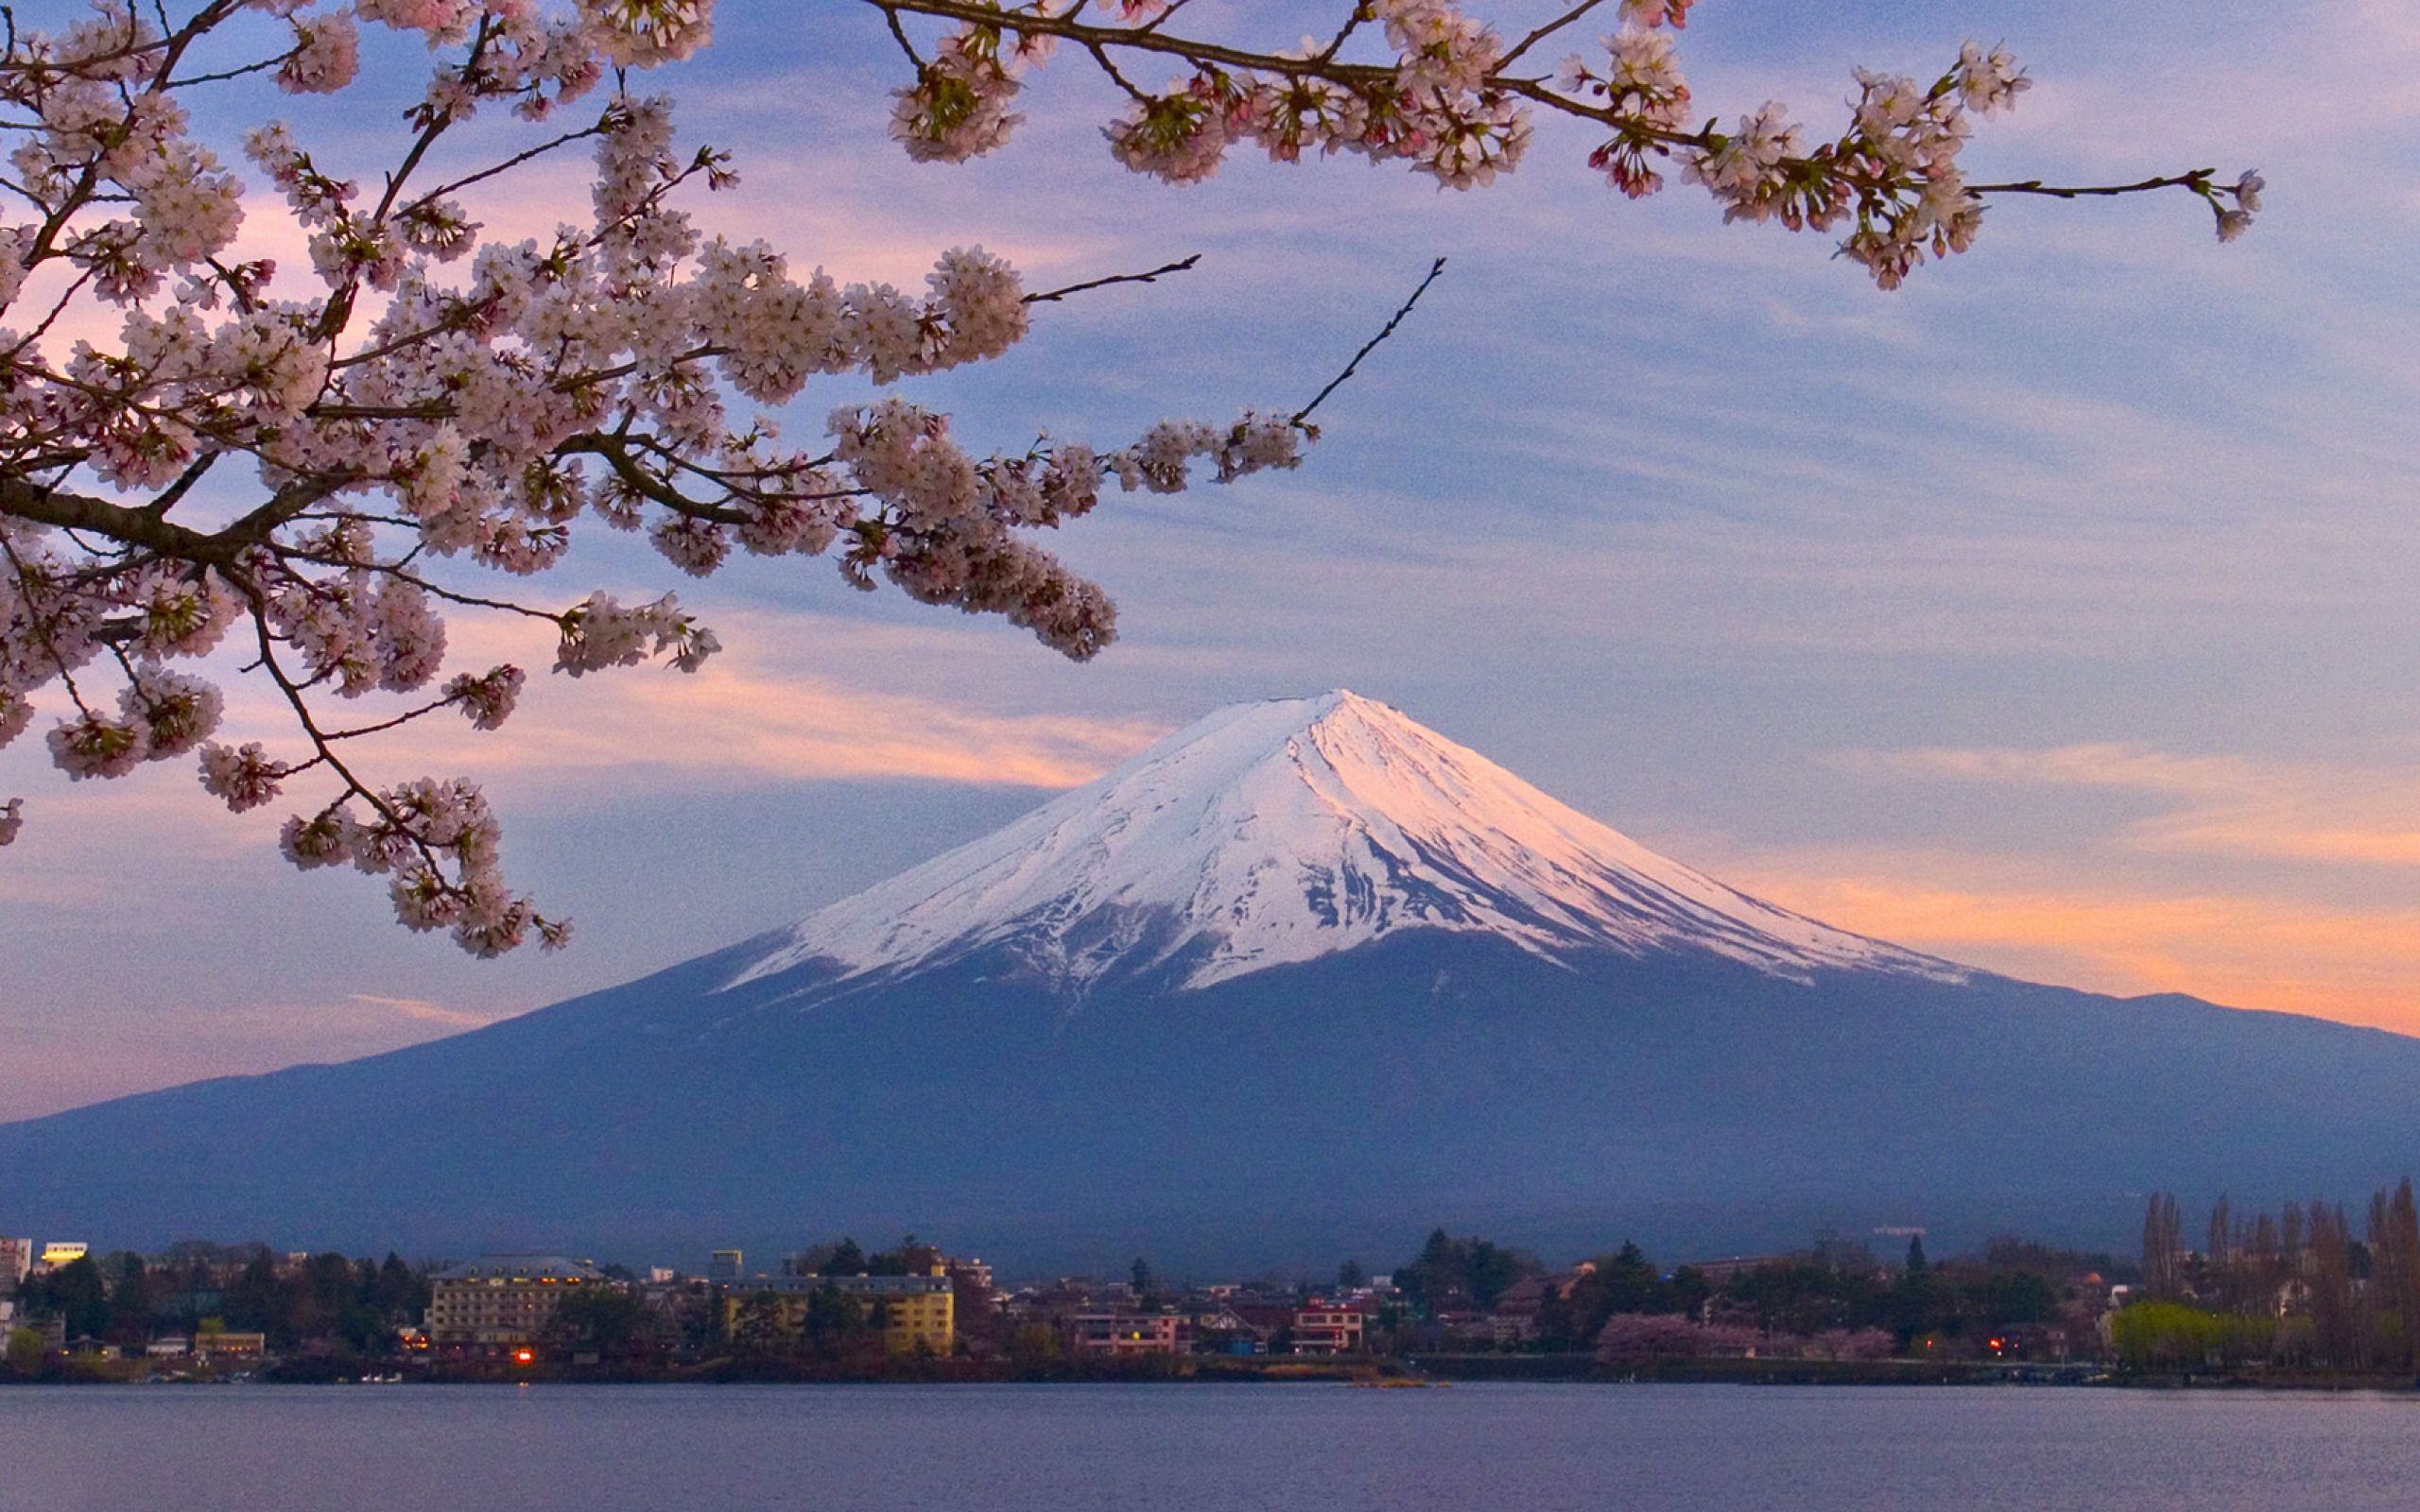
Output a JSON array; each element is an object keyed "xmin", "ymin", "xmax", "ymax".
[
  {"xmin": 1738, "ymin": 868, "xmax": 2420, "ymax": 1036},
  {"xmin": 1780, "ymin": 741, "xmax": 2420, "ymax": 1031}
]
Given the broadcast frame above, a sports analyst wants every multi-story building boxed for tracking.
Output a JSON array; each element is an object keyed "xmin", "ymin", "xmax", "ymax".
[
  {"xmin": 424, "ymin": 1254, "xmax": 609, "ymax": 1358},
  {"xmin": 0, "ymin": 1236, "xmax": 30, "ymax": 1293},
  {"xmin": 1069, "ymin": 1312, "xmax": 1183, "ymax": 1357},
  {"xmin": 1291, "ymin": 1303, "xmax": 1367, "ymax": 1356},
  {"xmin": 36, "ymin": 1241, "xmax": 87, "ymax": 1272},
  {"xmin": 707, "ymin": 1249, "xmax": 744, "ymax": 1281},
  {"xmin": 726, "ymin": 1271, "xmax": 955, "ymax": 1355}
]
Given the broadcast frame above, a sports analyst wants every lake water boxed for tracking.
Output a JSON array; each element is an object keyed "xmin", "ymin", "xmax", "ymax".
[{"xmin": 7, "ymin": 1382, "xmax": 2420, "ymax": 1510}]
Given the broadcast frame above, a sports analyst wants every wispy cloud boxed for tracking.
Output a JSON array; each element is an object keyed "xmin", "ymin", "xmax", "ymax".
[
  {"xmin": 346, "ymin": 993, "xmax": 496, "ymax": 1029},
  {"xmin": 378, "ymin": 610, "xmax": 1167, "ymax": 792},
  {"xmin": 1846, "ymin": 743, "xmax": 2420, "ymax": 869}
]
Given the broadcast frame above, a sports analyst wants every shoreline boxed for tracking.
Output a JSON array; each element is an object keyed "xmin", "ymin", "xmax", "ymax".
[{"xmin": 15, "ymin": 1354, "xmax": 2420, "ymax": 1394}]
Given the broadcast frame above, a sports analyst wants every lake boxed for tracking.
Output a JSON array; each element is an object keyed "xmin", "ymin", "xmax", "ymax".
[{"xmin": 7, "ymin": 1382, "xmax": 2420, "ymax": 1509}]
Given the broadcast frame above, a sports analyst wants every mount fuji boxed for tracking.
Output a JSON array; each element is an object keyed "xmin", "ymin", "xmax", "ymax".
[{"xmin": 6, "ymin": 691, "xmax": 2418, "ymax": 1272}]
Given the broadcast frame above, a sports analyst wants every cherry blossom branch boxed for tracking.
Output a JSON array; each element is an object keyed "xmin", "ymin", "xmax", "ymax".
[{"xmin": 0, "ymin": 0, "xmax": 2257, "ymax": 945}]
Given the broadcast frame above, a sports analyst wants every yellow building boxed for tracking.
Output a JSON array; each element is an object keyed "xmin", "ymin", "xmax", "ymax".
[
  {"xmin": 726, "ymin": 1271, "xmax": 955, "ymax": 1355},
  {"xmin": 424, "ymin": 1253, "xmax": 608, "ymax": 1358}
]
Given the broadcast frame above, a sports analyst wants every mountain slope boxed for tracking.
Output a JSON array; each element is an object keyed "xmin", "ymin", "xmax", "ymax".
[{"xmin": 2, "ymin": 692, "xmax": 2413, "ymax": 1273}]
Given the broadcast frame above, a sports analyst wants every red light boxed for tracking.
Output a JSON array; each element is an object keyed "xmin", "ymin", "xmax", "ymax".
[{"xmin": 512, "ymin": 1349, "xmax": 535, "ymax": 1365}]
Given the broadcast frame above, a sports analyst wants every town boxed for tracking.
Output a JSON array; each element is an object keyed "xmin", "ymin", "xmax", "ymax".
[{"xmin": 10, "ymin": 1185, "xmax": 2420, "ymax": 1387}]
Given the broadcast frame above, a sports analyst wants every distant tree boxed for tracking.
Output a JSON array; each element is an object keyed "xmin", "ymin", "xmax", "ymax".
[
  {"xmin": 868, "ymin": 1236, "xmax": 942, "ymax": 1278},
  {"xmin": 2306, "ymin": 1202, "xmax": 2362, "ymax": 1370},
  {"xmin": 5, "ymin": 1328, "xmax": 42, "ymax": 1375},
  {"xmin": 727, "ymin": 1292, "xmax": 790, "ymax": 1356},
  {"xmin": 1809, "ymin": 1328, "xmax": 1895, "ymax": 1362},
  {"xmin": 1130, "ymin": 1257, "xmax": 1155, "ymax": 1297},
  {"xmin": 371, "ymin": 1254, "xmax": 428, "ymax": 1321},
  {"xmin": 1885, "ymin": 1246, "xmax": 1937, "ymax": 1343},
  {"xmin": 2368, "ymin": 1180, "xmax": 2420, "ymax": 1371},
  {"xmin": 223, "ymin": 1253, "xmax": 287, "ymax": 1338},
  {"xmin": 545, "ymin": 1287, "xmax": 664, "ymax": 1364},
  {"xmin": 1337, "ymin": 1260, "xmax": 1367, "ymax": 1292},
  {"xmin": 29, "ymin": 1256, "xmax": 110, "ymax": 1341},
  {"xmin": 2140, "ymin": 1194, "xmax": 2185, "ymax": 1302},
  {"xmin": 106, "ymin": 1252, "xmax": 159, "ymax": 1345},
  {"xmin": 802, "ymin": 1285, "xmax": 881, "ymax": 1361},
  {"xmin": 1394, "ymin": 1228, "xmax": 1537, "ymax": 1314},
  {"xmin": 1595, "ymin": 1314, "xmax": 1706, "ymax": 1361},
  {"xmin": 2109, "ymin": 1301, "xmax": 2221, "ymax": 1371},
  {"xmin": 825, "ymin": 1239, "xmax": 869, "ymax": 1276},
  {"xmin": 1008, "ymin": 1322, "xmax": 1063, "ymax": 1366}
]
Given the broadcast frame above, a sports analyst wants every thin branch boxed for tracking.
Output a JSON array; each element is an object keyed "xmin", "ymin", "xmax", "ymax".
[
  {"xmin": 1963, "ymin": 172, "xmax": 2214, "ymax": 200},
  {"xmin": 1291, "ymin": 255, "xmax": 1447, "ymax": 428},
  {"xmin": 1497, "ymin": 0, "xmax": 1612, "ymax": 71},
  {"xmin": 1023, "ymin": 252, "xmax": 1201, "ymax": 304}
]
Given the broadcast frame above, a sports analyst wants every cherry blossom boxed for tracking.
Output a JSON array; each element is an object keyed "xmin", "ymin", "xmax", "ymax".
[{"xmin": 0, "ymin": 0, "xmax": 2257, "ymax": 953}]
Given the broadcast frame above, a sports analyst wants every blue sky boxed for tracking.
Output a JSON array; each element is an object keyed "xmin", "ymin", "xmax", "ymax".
[{"xmin": 5, "ymin": 0, "xmax": 2418, "ymax": 1118}]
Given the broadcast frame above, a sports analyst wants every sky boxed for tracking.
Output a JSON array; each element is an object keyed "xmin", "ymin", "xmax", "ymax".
[{"xmin": 5, "ymin": 0, "xmax": 2418, "ymax": 1120}]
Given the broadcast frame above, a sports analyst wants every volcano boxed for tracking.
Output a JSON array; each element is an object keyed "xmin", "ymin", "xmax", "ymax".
[{"xmin": 5, "ymin": 691, "xmax": 2416, "ymax": 1272}]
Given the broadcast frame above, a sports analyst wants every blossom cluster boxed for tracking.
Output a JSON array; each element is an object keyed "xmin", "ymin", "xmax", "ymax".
[
  {"xmin": 0, "ymin": 0, "xmax": 1332, "ymax": 952},
  {"xmin": 875, "ymin": 0, "xmax": 2259, "ymax": 290}
]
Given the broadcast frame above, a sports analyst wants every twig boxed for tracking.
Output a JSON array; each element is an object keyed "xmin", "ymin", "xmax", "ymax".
[
  {"xmin": 1023, "ymin": 253, "xmax": 1201, "ymax": 304},
  {"xmin": 1292, "ymin": 256, "xmax": 1447, "ymax": 428}
]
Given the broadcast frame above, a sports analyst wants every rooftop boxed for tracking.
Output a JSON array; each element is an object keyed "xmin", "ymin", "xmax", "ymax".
[{"xmin": 434, "ymin": 1254, "xmax": 606, "ymax": 1282}]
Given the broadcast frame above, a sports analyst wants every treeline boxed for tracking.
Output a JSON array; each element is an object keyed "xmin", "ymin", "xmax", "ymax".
[
  {"xmin": 2118, "ymin": 1180, "xmax": 2420, "ymax": 1373},
  {"xmin": 11, "ymin": 1245, "xmax": 429, "ymax": 1353},
  {"xmin": 1395, "ymin": 1228, "xmax": 2123, "ymax": 1359}
]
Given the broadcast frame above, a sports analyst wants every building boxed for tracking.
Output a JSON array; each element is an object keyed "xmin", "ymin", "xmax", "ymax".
[
  {"xmin": 1687, "ymin": 1255, "xmax": 1789, "ymax": 1286},
  {"xmin": 1292, "ymin": 1303, "xmax": 1367, "ymax": 1356},
  {"xmin": 707, "ymin": 1249, "xmax": 744, "ymax": 1281},
  {"xmin": 424, "ymin": 1254, "xmax": 609, "ymax": 1358},
  {"xmin": 195, "ymin": 1332, "xmax": 266, "ymax": 1359},
  {"xmin": 147, "ymin": 1337, "xmax": 192, "ymax": 1359},
  {"xmin": 0, "ymin": 1237, "xmax": 30, "ymax": 1293},
  {"xmin": 36, "ymin": 1241, "xmax": 87, "ymax": 1271},
  {"xmin": 726, "ymin": 1272, "xmax": 955, "ymax": 1355},
  {"xmin": 1069, "ymin": 1313, "xmax": 1183, "ymax": 1357}
]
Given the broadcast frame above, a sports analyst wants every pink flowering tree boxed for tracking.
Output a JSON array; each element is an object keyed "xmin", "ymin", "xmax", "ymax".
[{"xmin": 0, "ymin": 0, "xmax": 2258, "ymax": 953}]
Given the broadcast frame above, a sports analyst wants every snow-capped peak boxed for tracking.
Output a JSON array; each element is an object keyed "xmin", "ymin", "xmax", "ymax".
[{"xmin": 729, "ymin": 691, "xmax": 1963, "ymax": 995}]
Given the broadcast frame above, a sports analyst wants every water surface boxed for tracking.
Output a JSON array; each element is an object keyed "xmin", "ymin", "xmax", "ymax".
[{"xmin": 7, "ymin": 1382, "xmax": 2418, "ymax": 1510}]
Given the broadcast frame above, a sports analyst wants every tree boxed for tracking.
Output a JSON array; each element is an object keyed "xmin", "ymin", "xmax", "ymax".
[
  {"xmin": 824, "ymin": 1239, "xmax": 869, "ymax": 1277},
  {"xmin": 1337, "ymin": 1259, "xmax": 1367, "ymax": 1292},
  {"xmin": 1130, "ymin": 1256, "xmax": 1155, "ymax": 1297},
  {"xmin": 726, "ymin": 1292, "xmax": 790, "ymax": 1355},
  {"xmin": 5, "ymin": 1328, "xmax": 43, "ymax": 1375},
  {"xmin": 0, "ymin": 1, "xmax": 2254, "ymax": 943},
  {"xmin": 544, "ymin": 1285, "xmax": 664, "ymax": 1363},
  {"xmin": 1394, "ymin": 1228, "xmax": 1537, "ymax": 1313},
  {"xmin": 29, "ymin": 1256, "xmax": 111, "ymax": 1342},
  {"xmin": 2141, "ymin": 1194, "xmax": 2184, "ymax": 1303}
]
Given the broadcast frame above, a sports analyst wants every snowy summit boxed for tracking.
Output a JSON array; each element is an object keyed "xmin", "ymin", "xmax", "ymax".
[{"xmin": 731, "ymin": 691, "xmax": 1962, "ymax": 996}]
